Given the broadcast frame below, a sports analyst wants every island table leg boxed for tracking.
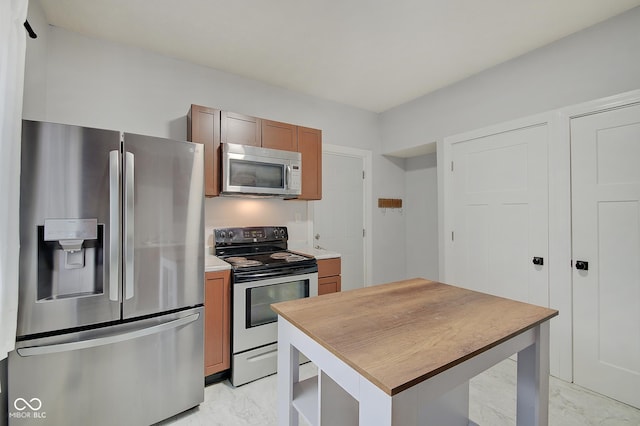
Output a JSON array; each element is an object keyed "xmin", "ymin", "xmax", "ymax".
[
  {"xmin": 278, "ymin": 318, "xmax": 300, "ymax": 426},
  {"xmin": 359, "ymin": 377, "xmax": 392, "ymax": 425},
  {"xmin": 516, "ymin": 321, "xmax": 550, "ymax": 426}
]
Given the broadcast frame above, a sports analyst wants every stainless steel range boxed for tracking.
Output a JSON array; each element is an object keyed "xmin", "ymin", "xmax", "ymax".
[{"xmin": 214, "ymin": 226, "xmax": 318, "ymax": 386}]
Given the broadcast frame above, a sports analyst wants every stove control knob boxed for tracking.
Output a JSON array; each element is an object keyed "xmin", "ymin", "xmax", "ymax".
[
  {"xmin": 228, "ymin": 231, "xmax": 234, "ymax": 239},
  {"xmin": 219, "ymin": 231, "xmax": 226, "ymax": 239}
]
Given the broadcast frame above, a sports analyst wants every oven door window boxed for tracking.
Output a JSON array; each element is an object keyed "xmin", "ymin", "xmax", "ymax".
[
  {"xmin": 229, "ymin": 159, "xmax": 284, "ymax": 189},
  {"xmin": 246, "ymin": 280, "xmax": 309, "ymax": 328}
]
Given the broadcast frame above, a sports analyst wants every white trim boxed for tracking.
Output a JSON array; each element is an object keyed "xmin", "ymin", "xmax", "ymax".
[
  {"xmin": 546, "ymin": 110, "xmax": 572, "ymax": 383},
  {"xmin": 311, "ymin": 143, "xmax": 373, "ymax": 287},
  {"xmin": 558, "ymin": 89, "xmax": 640, "ymax": 119}
]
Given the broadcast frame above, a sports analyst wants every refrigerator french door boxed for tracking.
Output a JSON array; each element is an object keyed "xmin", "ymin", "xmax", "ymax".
[{"xmin": 9, "ymin": 120, "xmax": 205, "ymax": 426}]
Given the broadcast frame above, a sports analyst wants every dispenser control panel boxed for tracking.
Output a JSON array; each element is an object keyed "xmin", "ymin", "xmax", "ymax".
[{"xmin": 44, "ymin": 218, "xmax": 98, "ymax": 241}]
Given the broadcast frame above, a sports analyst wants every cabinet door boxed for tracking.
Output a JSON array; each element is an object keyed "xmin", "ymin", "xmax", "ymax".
[
  {"xmin": 297, "ymin": 126, "xmax": 322, "ymax": 200},
  {"xmin": 204, "ymin": 271, "xmax": 230, "ymax": 376},
  {"xmin": 318, "ymin": 275, "xmax": 341, "ymax": 295},
  {"xmin": 262, "ymin": 120, "xmax": 297, "ymax": 151},
  {"xmin": 221, "ymin": 111, "xmax": 261, "ymax": 147},
  {"xmin": 188, "ymin": 104, "xmax": 220, "ymax": 196}
]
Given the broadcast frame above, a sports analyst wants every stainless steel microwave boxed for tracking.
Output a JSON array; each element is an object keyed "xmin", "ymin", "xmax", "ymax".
[{"xmin": 221, "ymin": 143, "xmax": 302, "ymax": 197}]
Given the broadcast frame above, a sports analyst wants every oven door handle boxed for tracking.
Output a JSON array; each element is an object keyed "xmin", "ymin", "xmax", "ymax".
[{"xmin": 233, "ymin": 265, "xmax": 318, "ymax": 282}]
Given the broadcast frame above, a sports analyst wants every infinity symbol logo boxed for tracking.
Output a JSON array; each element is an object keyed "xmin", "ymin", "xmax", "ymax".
[{"xmin": 14, "ymin": 397, "xmax": 42, "ymax": 411}]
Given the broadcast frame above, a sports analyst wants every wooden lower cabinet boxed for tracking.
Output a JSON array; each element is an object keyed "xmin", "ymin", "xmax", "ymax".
[
  {"xmin": 318, "ymin": 257, "xmax": 341, "ymax": 295},
  {"xmin": 204, "ymin": 270, "xmax": 231, "ymax": 376}
]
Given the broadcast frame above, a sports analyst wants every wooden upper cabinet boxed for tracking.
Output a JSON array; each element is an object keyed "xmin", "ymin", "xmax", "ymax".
[
  {"xmin": 187, "ymin": 104, "xmax": 220, "ymax": 197},
  {"xmin": 221, "ymin": 111, "xmax": 261, "ymax": 147},
  {"xmin": 262, "ymin": 120, "xmax": 297, "ymax": 151},
  {"xmin": 189, "ymin": 105, "xmax": 322, "ymax": 198},
  {"xmin": 297, "ymin": 126, "xmax": 322, "ymax": 200}
]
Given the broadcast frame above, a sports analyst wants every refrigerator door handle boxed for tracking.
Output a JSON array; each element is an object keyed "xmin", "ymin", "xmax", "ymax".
[
  {"xmin": 108, "ymin": 150, "xmax": 120, "ymax": 302},
  {"xmin": 16, "ymin": 312, "xmax": 200, "ymax": 357},
  {"xmin": 125, "ymin": 151, "xmax": 135, "ymax": 300}
]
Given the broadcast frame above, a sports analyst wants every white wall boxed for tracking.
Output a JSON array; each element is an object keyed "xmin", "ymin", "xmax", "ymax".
[
  {"xmin": 404, "ymin": 153, "xmax": 438, "ymax": 281},
  {"xmin": 22, "ymin": 0, "xmax": 409, "ymax": 286},
  {"xmin": 385, "ymin": 6, "xmax": 640, "ymax": 287},
  {"xmin": 380, "ymin": 6, "xmax": 640, "ymax": 154},
  {"xmin": 370, "ymin": 154, "xmax": 407, "ymax": 284}
]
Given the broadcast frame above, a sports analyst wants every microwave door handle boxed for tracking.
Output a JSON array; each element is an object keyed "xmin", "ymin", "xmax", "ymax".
[{"xmin": 285, "ymin": 164, "xmax": 291, "ymax": 189}]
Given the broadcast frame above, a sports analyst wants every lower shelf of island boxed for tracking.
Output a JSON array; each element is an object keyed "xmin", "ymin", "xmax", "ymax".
[{"xmin": 292, "ymin": 370, "xmax": 358, "ymax": 426}]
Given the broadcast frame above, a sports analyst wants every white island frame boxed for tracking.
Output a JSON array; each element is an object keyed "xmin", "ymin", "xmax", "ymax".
[{"xmin": 275, "ymin": 280, "xmax": 555, "ymax": 426}]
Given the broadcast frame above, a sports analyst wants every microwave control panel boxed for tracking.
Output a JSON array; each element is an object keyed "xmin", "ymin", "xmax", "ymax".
[{"xmin": 289, "ymin": 165, "xmax": 301, "ymax": 190}]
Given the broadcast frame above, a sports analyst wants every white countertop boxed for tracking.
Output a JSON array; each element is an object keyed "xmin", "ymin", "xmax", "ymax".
[
  {"xmin": 204, "ymin": 251, "xmax": 232, "ymax": 273},
  {"xmin": 289, "ymin": 245, "xmax": 341, "ymax": 260}
]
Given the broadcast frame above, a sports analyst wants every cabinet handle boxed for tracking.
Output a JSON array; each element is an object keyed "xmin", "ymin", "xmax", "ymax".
[
  {"xmin": 575, "ymin": 261, "xmax": 589, "ymax": 271},
  {"xmin": 532, "ymin": 257, "xmax": 544, "ymax": 266}
]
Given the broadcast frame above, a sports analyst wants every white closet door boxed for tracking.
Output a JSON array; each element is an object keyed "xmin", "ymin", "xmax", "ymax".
[
  {"xmin": 450, "ymin": 124, "xmax": 549, "ymax": 307},
  {"xmin": 571, "ymin": 103, "xmax": 640, "ymax": 409},
  {"xmin": 314, "ymin": 151, "xmax": 365, "ymax": 291}
]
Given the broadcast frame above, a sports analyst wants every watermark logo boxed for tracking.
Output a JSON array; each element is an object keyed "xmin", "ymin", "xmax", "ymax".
[
  {"xmin": 9, "ymin": 397, "xmax": 46, "ymax": 419},
  {"xmin": 14, "ymin": 398, "xmax": 42, "ymax": 411}
]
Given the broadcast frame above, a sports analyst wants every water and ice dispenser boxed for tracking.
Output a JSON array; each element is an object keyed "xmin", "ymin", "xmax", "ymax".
[{"xmin": 37, "ymin": 218, "xmax": 104, "ymax": 301}]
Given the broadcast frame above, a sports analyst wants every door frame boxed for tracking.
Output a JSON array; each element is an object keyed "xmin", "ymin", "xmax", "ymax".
[
  {"xmin": 555, "ymin": 88, "xmax": 640, "ymax": 382},
  {"xmin": 438, "ymin": 111, "xmax": 569, "ymax": 380},
  {"xmin": 309, "ymin": 143, "xmax": 373, "ymax": 287}
]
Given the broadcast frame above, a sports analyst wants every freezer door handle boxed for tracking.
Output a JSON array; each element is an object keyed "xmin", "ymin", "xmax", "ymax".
[
  {"xmin": 124, "ymin": 151, "xmax": 135, "ymax": 300},
  {"xmin": 16, "ymin": 312, "xmax": 200, "ymax": 357},
  {"xmin": 108, "ymin": 150, "xmax": 120, "ymax": 302}
]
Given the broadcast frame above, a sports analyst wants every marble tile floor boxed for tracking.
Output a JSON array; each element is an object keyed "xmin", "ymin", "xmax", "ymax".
[{"xmin": 159, "ymin": 360, "xmax": 640, "ymax": 426}]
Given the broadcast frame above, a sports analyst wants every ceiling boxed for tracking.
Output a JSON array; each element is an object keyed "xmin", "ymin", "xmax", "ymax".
[{"xmin": 38, "ymin": 0, "xmax": 640, "ymax": 113}]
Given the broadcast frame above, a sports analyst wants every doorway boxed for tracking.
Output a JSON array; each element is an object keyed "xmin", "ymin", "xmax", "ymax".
[{"xmin": 312, "ymin": 144, "xmax": 372, "ymax": 290}]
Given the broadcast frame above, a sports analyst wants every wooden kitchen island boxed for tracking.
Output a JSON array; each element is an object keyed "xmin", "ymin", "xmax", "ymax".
[{"xmin": 272, "ymin": 278, "xmax": 558, "ymax": 426}]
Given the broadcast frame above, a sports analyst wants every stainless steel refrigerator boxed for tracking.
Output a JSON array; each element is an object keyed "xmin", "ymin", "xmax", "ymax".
[{"xmin": 8, "ymin": 120, "xmax": 205, "ymax": 425}]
